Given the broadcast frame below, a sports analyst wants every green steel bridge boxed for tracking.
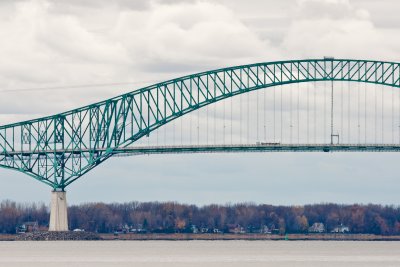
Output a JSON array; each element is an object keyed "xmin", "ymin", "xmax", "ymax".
[{"xmin": 1, "ymin": 58, "xmax": 400, "ymax": 191}]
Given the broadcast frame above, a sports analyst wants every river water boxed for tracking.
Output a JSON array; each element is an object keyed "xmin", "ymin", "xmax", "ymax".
[{"xmin": 0, "ymin": 241, "xmax": 399, "ymax": 267}]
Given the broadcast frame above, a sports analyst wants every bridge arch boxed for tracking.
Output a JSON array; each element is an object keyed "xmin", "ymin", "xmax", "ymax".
[{"xmin": 1, "ymin": 58, "xmax": 400, "ymax": 189}]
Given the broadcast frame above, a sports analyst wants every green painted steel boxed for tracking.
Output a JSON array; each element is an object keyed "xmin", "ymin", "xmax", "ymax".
[
  {"xmin": 110, "ymin": 144, "xmax": 400, "ymax": 154},
  {"xmin": 1, "ymin": 58, "xmax": 400, "ymax": 189}
]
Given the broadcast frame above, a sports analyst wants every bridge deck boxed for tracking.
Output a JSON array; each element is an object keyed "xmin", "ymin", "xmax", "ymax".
[
  {"xmin": 113, "ymin": 144, "xmax": 400, "ymax": 155},
  {"xmin": 3, "ymin": 144, "xmax": 400, "ymax": 158}
]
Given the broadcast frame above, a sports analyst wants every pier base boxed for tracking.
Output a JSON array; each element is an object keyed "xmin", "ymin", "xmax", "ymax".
[{"xmin": 49, "ymin": 190, "xmax": 68, "ymax": 231}]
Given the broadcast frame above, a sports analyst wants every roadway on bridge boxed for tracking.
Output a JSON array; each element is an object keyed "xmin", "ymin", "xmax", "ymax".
[{"xmin": 3, "ymin": 144, "xmax": 400, "ymax": 160}]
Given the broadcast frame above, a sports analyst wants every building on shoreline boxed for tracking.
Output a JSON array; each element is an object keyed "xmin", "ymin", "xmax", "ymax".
[
  {"xmin": 16, "ymin": 221, "xmax": 39, "ymax": 234},
  {"xmin": 308, "ymin": 223, "xmax": 325, "ymax": 233},
  {"xmin": 331, "ymin": 224, "xmax": 350, "ymax": 233}
]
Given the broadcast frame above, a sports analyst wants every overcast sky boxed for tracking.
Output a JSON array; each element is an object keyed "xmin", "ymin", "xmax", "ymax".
[{"xmin": 1, "ymin": 0, "xmax": 400, "ymax": 206}]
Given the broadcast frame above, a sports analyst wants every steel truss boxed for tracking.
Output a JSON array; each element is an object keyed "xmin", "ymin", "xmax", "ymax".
[{"xmin": 1, "ymin": 58, "xmax": 400, "ymax": 189}]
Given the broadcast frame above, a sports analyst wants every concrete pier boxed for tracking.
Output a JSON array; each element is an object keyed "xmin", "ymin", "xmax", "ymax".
[{"xmin": 49, "ymin": 190, "xmax": 68, "ymax": 231}]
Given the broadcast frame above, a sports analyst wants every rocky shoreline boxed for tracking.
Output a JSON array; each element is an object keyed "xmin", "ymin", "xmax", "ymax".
[
  {"xmin": 15, "ymin": 231, "xmax": 102, "ymax": 241},
  {"xmin": 100, "ymin": 233, "xmax": 400, "ymax": 241},
  {"xmin": 2, "ymin": 233, "xmax": 400, "ymax": 241}
]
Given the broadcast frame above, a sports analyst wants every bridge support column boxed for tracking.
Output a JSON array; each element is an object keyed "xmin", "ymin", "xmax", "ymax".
[{"xmin": 49, "ymin": 190, "xmax": 68, "ymax": 231}]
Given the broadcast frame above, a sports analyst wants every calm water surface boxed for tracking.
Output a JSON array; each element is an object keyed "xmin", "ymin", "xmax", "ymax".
[{"xmin": 0, "ymin": 241, "xmax": 399, "ymax": 267}]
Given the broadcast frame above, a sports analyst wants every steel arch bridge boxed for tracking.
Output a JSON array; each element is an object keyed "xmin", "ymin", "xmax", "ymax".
[{"xmin": 1, "ymin": 58, "xmax": 400, "ymax": 190}]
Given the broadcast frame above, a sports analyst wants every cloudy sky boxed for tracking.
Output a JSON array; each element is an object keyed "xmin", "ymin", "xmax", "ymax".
[{"xmin": 1, "ymin": 0, "xmax": 400, "ymax": 206}]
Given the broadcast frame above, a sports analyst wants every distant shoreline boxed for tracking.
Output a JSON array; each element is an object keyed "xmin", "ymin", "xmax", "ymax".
[
  {"xmin": 100, "ymin": 233, "xmax": 400, "ymax": 241},
  {"xmin": 2, "ymin": 233, "xmax": 400, "ymax": 241}
]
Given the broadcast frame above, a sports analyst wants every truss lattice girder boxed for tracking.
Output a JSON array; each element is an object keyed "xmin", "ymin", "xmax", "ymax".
[{"xmin": 1, "ymin": 58, "xmax": 400, "ymax": 189}]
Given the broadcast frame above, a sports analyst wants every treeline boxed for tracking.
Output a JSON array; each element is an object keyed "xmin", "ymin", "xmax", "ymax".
[
  {"xmin": 0, "ymin": 200, "xmax": 48, "ymax": 234},
  {"xmin": 1, "ymin": 200, "xmax": 400, "ymax": 235}
]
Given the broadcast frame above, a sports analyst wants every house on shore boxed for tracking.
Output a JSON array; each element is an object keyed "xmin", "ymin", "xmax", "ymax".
[
  {"xmin": 331, "ymin": 224, "xmax": 350, "ymax": 233},
  {"xmin": 308, "ymin": 222, "xmax": 325, "ymax": 233},
  {"xmin": 16, "ymin": 221, "xmax": 39, "ymax": 234}
]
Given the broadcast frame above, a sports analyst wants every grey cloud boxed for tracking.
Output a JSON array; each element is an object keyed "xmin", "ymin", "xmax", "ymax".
[
  {"xmin": 295, "ymin": 0, "xmax": 356, "ymax": 20},
  {"xmin": 49, "ymin": 0, "xmax": 150, "ymax": 11},
  {"xmin": 155, "ymin": 0, "xmax": 199, "ymax": 5}
]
